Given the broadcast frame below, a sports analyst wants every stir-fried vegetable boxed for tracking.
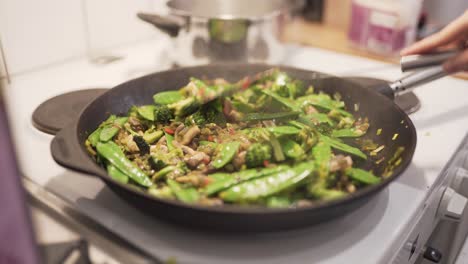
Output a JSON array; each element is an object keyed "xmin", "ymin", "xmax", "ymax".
[{"xmin": 85, "ymin": 69, "xmax": 393, "ymax": 208}]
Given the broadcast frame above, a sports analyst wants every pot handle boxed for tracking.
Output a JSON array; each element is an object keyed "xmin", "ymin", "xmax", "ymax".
[
  {"xmin": 51, "ymin": 122, "xmax": 104, "ymax": 177},
  {"xmin": 137, "ymin": 12, "xmax": 184, "ymax": 37}
]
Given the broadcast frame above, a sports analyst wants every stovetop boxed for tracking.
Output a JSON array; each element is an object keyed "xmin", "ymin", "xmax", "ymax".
[{"xmin": 3, "ymin": 39, "xmax": 468, "ymax": 264}]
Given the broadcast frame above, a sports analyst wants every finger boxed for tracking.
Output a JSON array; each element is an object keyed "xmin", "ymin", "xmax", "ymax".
[
  {"xmin": 443, "ymin": 49, "xmax": 468, "ymax": 73},
  {"xmin": 401, "ymin": 11, "xmax": 468, "ymax": 55}
]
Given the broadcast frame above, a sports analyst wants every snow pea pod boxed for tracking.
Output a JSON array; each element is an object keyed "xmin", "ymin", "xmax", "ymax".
[
  {"xmin": 137, "ymin": 105, "xmax": 156, "ymax": 121},
  {"xmin": 312, "ymin": 141, "xmax": 331, "ymax": 179},
  {"xmin": 309, "ymin": 186, "xmax": 345, "ymax": 200},
  {"xmin": 106, "ymin": 164, "xmax": 129, "ymax": 184},
  {"xmin": 279, "ymin": 138, "xmax": 305, "ymax": 160},
  {"xmin": 99, "ymin": 117, "xmax": 128, "ymax": 142},
  {"xmin": 88, "ymin": 127, "xmax": 102, "ymax": 147},
  {"xmin": 211, "ymin": 141, "xmax": 240, "ymax": 169},
  {"xmin": 346, "ymin": 168, "xmax": 380, "ymax": 185},
  {"xmin": 320, "ymin": 135, "xmax": 367, "ymax": 159},
  {"xmin": 153, "ymin": 91, "xmax": 184, "ymax": 105},
  {"xmin": 220, "ymin": 162, "xmax": 315, "ymax": 202},
  {"xmin": 260, "ymin": 89, "xmax": 301, "ymax": 112},
  {"xmin": 143, "ymin": 130, "xmax": 163, "ymax": 144},
  {"xmin": 266, "ymin": 126, "xmax": 301, "ymax": 135},
  {"xmin": 96, "ymin": 141, "xmax": 152, "ymax": 187},
  {"xmin": 165, "ymin": 132, "xmax": 175, "ymax": 151},
  {"xmin": 304, "ymin": 113, "xmax": 334, "ymax": 125},
  {"xmin": 297, "ymin": 94, "xmax": 345, "ymax": 110},
  {"xmin": 242, "ymin": 111, "xmax": 300, "ymax": 122},
  {"xmin": 266, "ymin": 195, "xmax": 292, "ymax": 208},
  {"xmin": 332, "ymin": 128, "xmax": 365, "ymax": 138},
  {"xmin": 205, "ymin": 165, "xmax": 288, "ymax": 196},
  {"xmin": 167, "ymin": 179, "xmax": 199, "ymax": 203}
]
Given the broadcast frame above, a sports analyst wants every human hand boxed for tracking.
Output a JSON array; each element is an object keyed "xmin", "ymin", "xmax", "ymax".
[{"xmin": 401, "ymin": 10, "xmax": 468, "ymax": 73}]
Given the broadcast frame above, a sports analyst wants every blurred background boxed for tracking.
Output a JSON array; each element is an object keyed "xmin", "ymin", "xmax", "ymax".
[{"xmin": 1, "ymin": 0, "xmax": 467, "ymax": 82}]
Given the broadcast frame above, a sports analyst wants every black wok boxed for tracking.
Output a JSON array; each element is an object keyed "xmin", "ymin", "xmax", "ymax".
[{"xmin": 51, "ymin": 64, "xmax": 417, "ymax": 232}]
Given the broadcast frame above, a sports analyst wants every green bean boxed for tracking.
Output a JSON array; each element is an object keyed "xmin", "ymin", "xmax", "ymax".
[
  {"xmin": 99, "ymin": 117, "xmax": 128, "ymax": 142},
  {"xmin": 153, "ymin": 91, "xmax": 184, "ymax": 105},
  {"xmin": 167, "ymin": 179, "xmax": 199, "ymax": 203},
  {"xmin": 137, "ymin": 105, "xmax": 156, "ymax": 121},
  {"xmin": 211, "ymin": 141, "xmax": 240, "ymax": 169},
  {"xmin": 332, "ymin": 128, "xmax": 365, "ymax": 138},
  {"xmin": 320, "ymin": 135, "xmax": 367, "ymax": 159},
  {"xmin": 106, "ymin": 164, "xmax": 129, "ymax": 184},
  {"xmin": 242, "ymin": 111, "xmax": 300, "ymax": 121},
  {"xmin": 205, "ymin": 165, "xmax": 288, "ymax": 196},
  {"xmin": 220, "ymin": 162, "xmax": 315, "ymax": 202},
  {"xmin": 96, "ymin": 141, "xmax": 152, "ymax": 187},
  {"xmin": 346, "ymin": 168, "xmax": 380, "ymax": 184}
]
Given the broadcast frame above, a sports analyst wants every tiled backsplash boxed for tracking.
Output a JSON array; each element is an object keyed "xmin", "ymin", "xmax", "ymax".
[{"xmin": 0, "ymin": 0, "xmax": 166, "ymax": 76}]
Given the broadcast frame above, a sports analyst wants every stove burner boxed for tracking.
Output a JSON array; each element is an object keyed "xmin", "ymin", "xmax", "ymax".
[
  {"xmin": 32, "ymin": 88, "xmax": 108, "ymax": 135},
  {"xmin": 345, "ymin": 77, "xmax": 421, "ymax": 114}
]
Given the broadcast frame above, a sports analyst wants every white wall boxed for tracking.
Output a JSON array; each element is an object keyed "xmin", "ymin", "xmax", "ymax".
[{"xmin": 0, "ymin": 0, "xmax": 166, "ymax": 76}]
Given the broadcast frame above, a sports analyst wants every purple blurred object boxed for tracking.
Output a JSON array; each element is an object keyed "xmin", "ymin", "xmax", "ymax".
[{"xmin": 0, "ymin": 99, "xmax": 40, "ymax": 264}]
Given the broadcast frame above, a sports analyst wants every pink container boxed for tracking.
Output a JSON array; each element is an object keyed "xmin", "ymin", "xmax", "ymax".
[{"xmin": 348, "ymin": 0, "xmax": 423, "ymax": 55}]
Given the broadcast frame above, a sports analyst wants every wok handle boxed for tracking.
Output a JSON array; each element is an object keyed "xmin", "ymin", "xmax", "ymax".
[
  {"xmin": 51, "ymin": 123, "xmax": 103, "ymax": 177},
  {"xmin": 137, "ymin": 12, "xmax": 184, "ymax": 37},
  {"xmin": 389, "ymin": 66, "xmax": 447, "ymax": 97}
]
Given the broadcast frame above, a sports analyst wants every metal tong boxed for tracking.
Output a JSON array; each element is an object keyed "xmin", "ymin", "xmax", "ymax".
[{"xmin": 387, "ymin": 49, "xmax": 461, "ymax": 97}]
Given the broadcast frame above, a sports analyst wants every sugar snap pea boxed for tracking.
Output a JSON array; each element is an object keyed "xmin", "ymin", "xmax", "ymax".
[
  {"xmin": 220, "ymin": 162, "xmax": 315, "ymax": 202},
  {"xmin": 211, "ymin": 141, "xmax": 240, "ymax": 169},
  {"xmin": 266, "ymin": 126, "xmax": 301, "ymax": 135},
  {"xmin": 96, "ymin": 141, "xmax": 152, "ymax": 187},
  {"xmin": 205, "ymin": 165, "xmax": 288, "ymax": 196},
  {"xmin": 167, "ymin": 179, "xmax": 199, "ymax": 203},
  {"xmin": 153, "ymin": 91, "xmax": 184, "ymax": 105},
  {"xmin": 99, "ymin": 117, "xmax": 128, "ymax": 142}
]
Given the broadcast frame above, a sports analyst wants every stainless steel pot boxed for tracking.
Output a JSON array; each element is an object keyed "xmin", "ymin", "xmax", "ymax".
[{"xmin": 138, "ymin": 0, "xmax": 304, "ymax": 66}]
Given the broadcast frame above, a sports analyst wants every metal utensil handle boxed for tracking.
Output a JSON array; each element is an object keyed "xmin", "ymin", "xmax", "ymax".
[
  {"xmin": 390, "ymin": 66, "xmax": 447, "ymax": 96},
  {"xmin": 401, "ymin": 50, "xmax": 459, "ymax": 72}
]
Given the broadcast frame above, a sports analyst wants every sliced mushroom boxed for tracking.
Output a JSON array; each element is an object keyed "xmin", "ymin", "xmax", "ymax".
[
  {"xmin": 181, "ymin": 125, "xmax": 200, "ymax": 145},
  {"xmin": 329, "ymin": 155, "xmax": 353, "ymax": 172}
]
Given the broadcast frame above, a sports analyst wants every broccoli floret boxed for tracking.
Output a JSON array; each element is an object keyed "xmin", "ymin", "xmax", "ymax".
[
  {"xmin": 185, "ymin": 110, "xmax": 206, "ymax": 127},
  {"xmin": 154, "ymin": 105, "xmax": 174, "ymax": 124},
  {"xmin": 245, "ymin": 143, "xmax": 272, "ymax": 168},
  {"xmin": 133, "ymin": 135, "xmax": 150, "ymax": 155},
  {"xmin": 169, "ymin": 97, "xmax": 201, "ymax": 117}
]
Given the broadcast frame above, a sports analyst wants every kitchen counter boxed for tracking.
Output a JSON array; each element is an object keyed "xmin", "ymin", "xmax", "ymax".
[{"xmin": 283, "ymin": 19, "xmax": 468, "ymax": 80}]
